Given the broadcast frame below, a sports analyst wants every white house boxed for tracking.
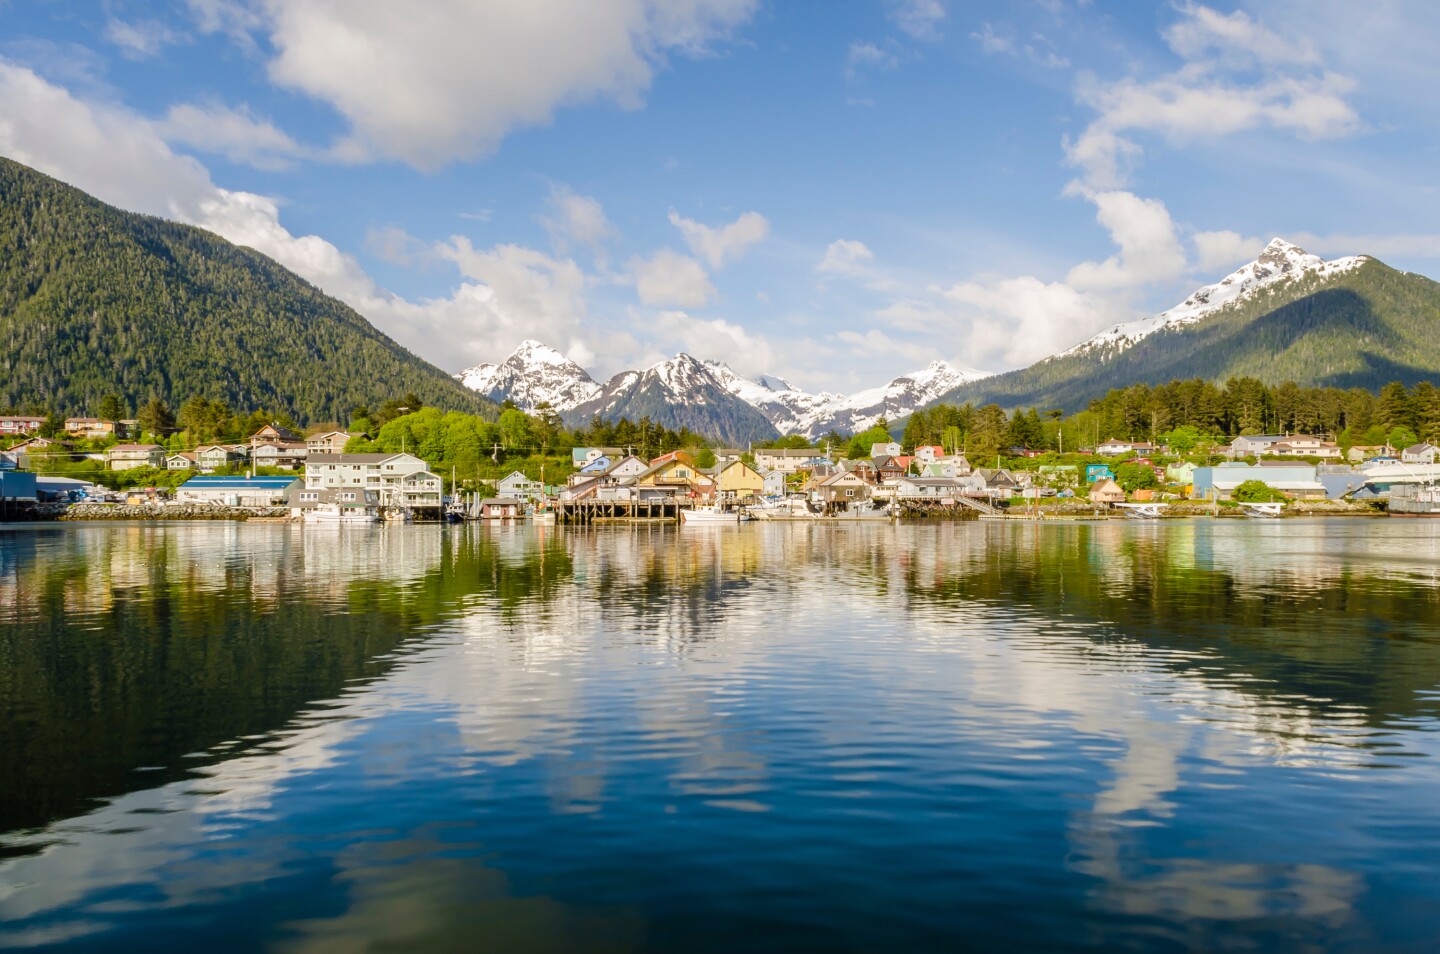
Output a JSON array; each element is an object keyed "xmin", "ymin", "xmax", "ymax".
[
  {"xmin": 1230, "ymin": 435, "xmax": 1286, "ymax": 457},
  {"xmin": 1270, "ymin": 435, "xmax": 1342, "ymax": 459},
  {"xmin": 762, "ymin": 469, "xmax": 787, "ymax": 497},
  {"xmin": 305, "ymin": 452, "xmax": 438, "ymax": 506},
  {"xmin": 105, "ymin": 444, "xmax": 165, "ymax": 471},
  {"xmin": 754, "ymin": 447, "xmax": 824, "ymax": 474},
  {"xmin": 1402, "ymin": 442, "xmax": 1439, "ymax": 464},
  {"xmin": 498, "ymin": 471, "xmax": 544, "ymax": 499},
  {"xmin": 913, "ymin": 445, "xmax": 945, "ymax": 461},
  {"xmin": 1096, "ymin": 438, "xmax": 1137, "ymax": 456},
  {"xmin": 871, "ymin": 441, "xmax": 903, "ymax": 459}
]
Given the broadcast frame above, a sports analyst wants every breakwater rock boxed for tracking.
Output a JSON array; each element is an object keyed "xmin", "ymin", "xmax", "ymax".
[{"xmin": 57, "ymin": 504, "xmax": 291, "ymax": 521}]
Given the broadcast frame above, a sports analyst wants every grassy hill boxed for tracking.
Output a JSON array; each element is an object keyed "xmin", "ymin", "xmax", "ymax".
[
  {"xmin": 937, "ymin": 258, "xmax": 1440, "ymax": 413},
  {"xmin": 0, "ymin": 157, "xmax": 493, "ymax": 422}
]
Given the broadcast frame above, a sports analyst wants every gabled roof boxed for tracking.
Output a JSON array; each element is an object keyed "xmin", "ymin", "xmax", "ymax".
[{"xmin": 306, "ymin": 452, "xmax": 422, "ymax": 465}]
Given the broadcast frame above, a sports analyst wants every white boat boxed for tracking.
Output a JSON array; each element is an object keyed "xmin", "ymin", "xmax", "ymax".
[
  {"xmin": 532, "ymin": 503, "xmax": 557, "ymax": 524},
  {"xmin": 304, "ymin": 503, "xmax": 380, "ymax": 524},
  {"xmin": 681, "ymin": 504, "xmax": 745, "ymax": 524},
  {"xmin": 382, "ymin": 507, "xmax": 413, "ymax": 523},
  {"xmin": 747, "ymin": 497, "xmax": 824, "ymax": 520}
]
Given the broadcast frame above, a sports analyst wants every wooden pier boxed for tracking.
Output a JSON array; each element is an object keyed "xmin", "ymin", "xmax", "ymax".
[{"xmin": 557, "ymin": 499, "xmax": 694, "ymax": 524}]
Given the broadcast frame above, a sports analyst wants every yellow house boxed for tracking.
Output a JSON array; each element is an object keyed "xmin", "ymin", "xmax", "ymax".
[
  {"xmin": 710, "ymin": 459, "xmax": 764, "ymax": 499},
  {"xmin": 635, "ymin": 452, "xmax": 715, "ymax": 496}
]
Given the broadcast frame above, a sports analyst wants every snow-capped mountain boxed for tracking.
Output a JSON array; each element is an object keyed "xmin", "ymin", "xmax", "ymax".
[
  {"xmin": 567, "ymin": 353, "xmax": 782, "ymax": 446},
  {"xmin": 1057, "ymin": 238, "xmax": 1367, "ymax": 361},
  {"xmin": 791, "ymin": 361, "xmax": 992, "ymax": 437},
  {"xmin": 458, "ymin": 340, "xmax": 995, "ymax": 440},
  {"xmin": 454, "ymin": 340, "xmax": 599, "ymax": 412}
]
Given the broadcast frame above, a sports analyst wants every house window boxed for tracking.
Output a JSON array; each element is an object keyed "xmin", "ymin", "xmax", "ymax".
[
  {"xmin": 845, "ymin": 489, "xmax": 855, "ymax": 497},
  {"xmin": 300, "ymin": 492, "xmax": 318, "ymax": 502},
  {"xmin": 342, "ymin": 492, "xmax": 356, "ymax": 501}
]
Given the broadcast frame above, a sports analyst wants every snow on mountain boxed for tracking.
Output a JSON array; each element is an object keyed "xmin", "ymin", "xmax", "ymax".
[
  {"xmin": 454, "ymin": 339, "xmax": 600, "ymax": 411},
  {"xmin": 459, "ymin": 342, "xmax": 994, "ymax": 440},
  {"xmin": 794, "ymin": 361, "xmax": 992, "ymax": 437},
  {"xmin": 1057, "ymin": 238, "xmax": 1368, "ymax": 361}
]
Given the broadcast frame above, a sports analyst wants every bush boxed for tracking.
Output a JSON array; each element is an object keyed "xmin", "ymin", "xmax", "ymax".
[{"xmin": 1232, "ymin": 479, "xmax": 1288, "ymax": 503}]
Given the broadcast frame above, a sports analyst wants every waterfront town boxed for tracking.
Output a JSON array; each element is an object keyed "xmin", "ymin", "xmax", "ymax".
[{"xmin": 3, "ymin": 408, "xmax": 1438, "ymax": 520}]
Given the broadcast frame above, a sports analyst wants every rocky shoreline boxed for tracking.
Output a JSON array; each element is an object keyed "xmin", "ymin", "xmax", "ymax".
[{"xmin": 54, "ymin": 504, "xmax": 291, "ymax": 521}]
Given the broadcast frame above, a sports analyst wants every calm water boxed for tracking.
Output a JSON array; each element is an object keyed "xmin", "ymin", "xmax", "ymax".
[{"xmin": 2, "ymin": 519, "xmax": 1440, "ymax": 952}]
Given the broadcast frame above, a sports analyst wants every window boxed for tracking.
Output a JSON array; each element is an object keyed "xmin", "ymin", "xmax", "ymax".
[
  {"xmin": 300, "ymin": 492, "xmax": 318, "ymax": 502},
  {"xmin": 342, "ymin": 492, "xmax": 355, "ymax": 501},
  {"xmin": 845, "ymin": 489, "xmax": 855, "ymax": 497}
]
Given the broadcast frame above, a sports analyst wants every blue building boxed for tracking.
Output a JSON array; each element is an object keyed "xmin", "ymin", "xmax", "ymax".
[{"xmin": 175, "ymin": 476, "xmax": 300, "ymax": 506}]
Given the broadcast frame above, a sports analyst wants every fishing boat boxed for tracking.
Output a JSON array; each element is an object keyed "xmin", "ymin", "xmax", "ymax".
[
  {"xmin": 532, "ymin": 500, "xmax": 557, "ymax": 524},
  {"xmin": 382, "ymin": 507, "xmax": 413, "ymax": 523},
  {"xmin": 681, "ymin": 504, "xmax": 747, "ymax": 524},
  {"xmin": 304, "ymin": 502, "xmax": 380, "ymax": 525}
]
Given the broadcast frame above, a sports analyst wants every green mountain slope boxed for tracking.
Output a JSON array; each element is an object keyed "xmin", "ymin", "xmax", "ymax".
[
  {"xmin": 0, "ymin": 157, "xmax": 493, "ymax": 422},
  {"xmin": 937, "ymin": 257, "xmax": 1440, "ymax": 413}
]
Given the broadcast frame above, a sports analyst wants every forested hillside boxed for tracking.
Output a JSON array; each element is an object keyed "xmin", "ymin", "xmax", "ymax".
[
  {"xmin": 936, "ymin": 258, "xmax": 1440, "ymax": 413},
  {"xmin": 0, "ymin": 157, "xmax": 493, "ymax": 422}
]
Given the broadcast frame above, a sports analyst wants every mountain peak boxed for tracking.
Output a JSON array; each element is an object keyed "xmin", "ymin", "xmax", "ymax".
[{"xmin": 456, "ymin": 339, "xmax": 598, "ymax": 410}]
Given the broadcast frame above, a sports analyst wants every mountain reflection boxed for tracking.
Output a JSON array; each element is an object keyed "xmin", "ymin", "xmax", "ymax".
[{"xmin": 2, "ymin": 520, "xmax": 1439, "ymax": 951}]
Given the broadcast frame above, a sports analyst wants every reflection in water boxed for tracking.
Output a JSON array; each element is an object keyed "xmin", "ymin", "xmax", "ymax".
[{"xmin": 2, "ymin": 520, "xmax": 1439, "ymax": 951}]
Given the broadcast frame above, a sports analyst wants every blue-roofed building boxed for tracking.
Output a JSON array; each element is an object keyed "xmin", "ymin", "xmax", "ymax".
[{"xmin": 176, "ymin": 476, "xmax": 300, "ymax": 507}]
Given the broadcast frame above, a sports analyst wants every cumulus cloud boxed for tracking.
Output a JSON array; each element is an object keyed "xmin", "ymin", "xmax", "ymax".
[
  {"xmin": 816, "ymin": 239, "xmax": 875, "ymax": 276},
  {"xmin": 629, "ymin": 249, "xmax": 716, "ymax": 308},
  {"xmin": 1193, "ymin": 229, "xmax": 1264, "ymax": 271},
  {"xmin": 254, "ymin": 0, "xmax": 759, "ymax": 169},
  {"xmin": 846, "ymin": 41, "xmax": 899, "ymax": 77},
  {"xmin": 1163, "ymin": 4, "xmax": 1318, "ymax": 67},
  {"xmin": 655, "ymin": 311, "xmax": 780, "ymax": 376},
  {"xmin": 540, "ymin": 185, "xmax": 617, "ymax": 256},
  {"xmin": 667, "ymin": 209, "xmax": 769, "ymax": 269},
  {"xmin": 155, "ymin": 100, "xmax": 314, "ymax": 171},
  {"xmin": 364, "ymin": 226, "xmax": 430, "ymax": 267},
  {"xmin": 1064, "ymin": 191, "xmax": 1188, "ymax": 291}
]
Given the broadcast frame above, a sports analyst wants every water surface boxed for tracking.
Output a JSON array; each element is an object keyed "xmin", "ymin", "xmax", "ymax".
[{"xmin": 2, "ymin": 519, "xmax": 1439, "ymax": 951}]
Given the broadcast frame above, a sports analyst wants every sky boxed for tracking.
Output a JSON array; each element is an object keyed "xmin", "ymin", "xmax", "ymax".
[{"xmin": 3, "ymin": 1, "xmax": 1440, "ymax": 394}]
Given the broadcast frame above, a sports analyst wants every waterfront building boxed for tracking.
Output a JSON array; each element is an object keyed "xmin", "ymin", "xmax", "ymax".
[
  {"xmin": 286, "ymin": 485, "xmax": 381, "ymax": 517},
  {"xmin": 1089, "ymin": 478, "xmax": 1126, "ymax": 504},
  {"xmin": 1190, "ymin": 462, "xmax": 1327, "ymax": 500},
  {"xmin": 814, "ymin": 471, "xmax": 872, "ymax": 504},
  {"xmin": 708, "ymin": 459, "xmax": 764, "ymax": 499},
  {"xmin": 892, "ymin": 476, "xmax": 963, "ymax": 499},
  {"xmin": 498, "ymin": 471, "xmax": 544, "ymax": 499},
  {"xmin": 176, "ymin": 476, "xmax": 301, "ymax": 506},
  {"xmin": 304, "ymin": 452, "xmax": 442, "ymax": 509},
  {"xmin": 761, "ymin": 469, "xmax": 787, "ymax": 497}
]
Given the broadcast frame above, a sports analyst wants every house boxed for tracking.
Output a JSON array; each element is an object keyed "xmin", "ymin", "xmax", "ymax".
[
  {"xmin": 286, "ymin": 485, "xmax": 381, "ymax": 516},
  {"xmin": 1402, "ymin": 442, "xmax": 1440, "ymax": 465},
  {"xmin": 306, "ymin": 430, "xmax": 362, "ymax": 454},
  {"xmin": 872, "ymin": 455, "xmax": 908, "ymax": 481},
  {"xmin": 632, "ymin": 452, "xmax": 714, "ymax": 497},
  {"xmin": 481, "ymin": 497, "xmax": 523, "ymax": 519},
  {"xmin": 965, "ymin": 468, "xmax": 1018, "ymax": 498},
  {"xmin": 754, "ymin": 447, "xmax": 824, "ymax": 473},
  {"xmin": 839, "ymin": 458, "xmax": 879, "ymax": 483},
  {"xmin": 709, "ymin": 459, "xmax": 764, "ymax": 499},
  {"xmin": 176, "ymin": 476, "xmax": 301, "ymax": 506},
  {"xmin": 0, "ymin": 415, "xmax": 44, "ymax": 435},
  {"xmin": 713, "ymin": 448, "xmax": 745, "ymax": 465},
  {"xmin": 871, "ymin": 441, "xmax": 902, "ymax": 459},
  {"xmin": 892, "ymin": 477, "xmax": 962, "ymax": 500},
  {"xmin": 1089, "ymin": 478, "xmax": 1126, "ymax": 504},
  {"xmin": 605, "ymin": 455, "xmax": 649, "ymax": 480},
  {"xmin": 105, "ymin": 443, "xmax": 165, "ymax": 471},
  {"xmin": 251, "ymin": 441, "xmax": 309, "ymax": 469},
  {"xmin": 761, "ymin": 469, "xmax": 787, "ymax": 497},
  {"xmin": 249, "ymin": 424, "xmax": 304, "ymax": 447},
  {"xmin": 393, "ymin": 470, "xmax": 444, "ymax": 509},
  {"xmin": 165, "ymin": 452, "xmax": 198, "ymax": 471},
  {"xmin": 1269, "ymin": 435, "xmax": 1343, "ymax": 459},
  {"xmin": 1096, "ymin": 438, "xmax": 1138, "ymax": 456},
  {"xmin": 1165, "ymin": 461, "xmax": 1199, "ymax": 486},
  {"xmin": 195, "ymin": 444, "xmax": 243, "ymax": 472},
  {"xmin": 1346, "ymin": 444, "xmax": 1395, "ymax": 463},
  {"xmin": 1191, "ymin": 463, "xmax": 1327, "ymax": 500},
  {"xmin": 571, "ymin": 446, "xmax": 625, "ymax": 467},
  {"xmin": 916, "ymin": 460, "xmax": 959, "ymax": 479},
  {"xmin": 1229, "ymin": 435, "xmax": 1286, "ymax": 457},
  {"xmin": 1085, "ymin": 464, "xmax": 1114, "ymax": 484},
  {"xmin": 577, "ymin": 454, "xmax": 614, "ymax": 475},
  {"xmin": 65, "ymin": 418, "xmax": 120, "ymax": 439},
  {"xmin": 815, "ymin": 471, "xmax": 873, "ymax": 505},
  {"xmin": 913, "ymin": 445, "xmax": 945, "ymax": 462},
  {"xmin": 498, "ymin": 471, "xmax": 544, "ymax": 499}
]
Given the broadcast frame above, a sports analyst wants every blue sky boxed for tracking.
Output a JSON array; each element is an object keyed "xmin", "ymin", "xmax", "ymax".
[{"xmin": 3, "ymin": 1, "xmax": 1439, "ymax": 392}]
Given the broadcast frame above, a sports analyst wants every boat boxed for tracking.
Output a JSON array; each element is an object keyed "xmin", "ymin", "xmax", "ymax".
[
  {"xmin": 304, "ymin": 503, "xmax": 380, "ymax": 524},
  {"xmin": 681, "ymin": 504, "xmax": 747, "ymax": 524},
  {"xmin": 833, "ymin": 500, "xmax": 897, "ymax": 521},
  {"xmin": 532, "ymin": 501, "xmax": 557, "ymax": 524},
  {"xmin": 382, "ymin": 507, "xmax": 413, "ymax": 523},
  {"xmin": 747, "ymin": 497, "xmax": 824, "ymax": 520}
]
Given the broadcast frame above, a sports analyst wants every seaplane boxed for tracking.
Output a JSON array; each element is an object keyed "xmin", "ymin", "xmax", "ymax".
[
  {"xmin": 1113, "ymin": 502, "xmax": 1170, "ymax": 518},
  {"xmin": 1237, "ymin": 501, "xmax": 1284, "ymax": 518}
]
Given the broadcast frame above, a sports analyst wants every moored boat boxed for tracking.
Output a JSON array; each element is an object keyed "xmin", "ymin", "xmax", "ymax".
[{"xmin": 304, "ymin": 502, "xmax": 380, "ymax": 524}]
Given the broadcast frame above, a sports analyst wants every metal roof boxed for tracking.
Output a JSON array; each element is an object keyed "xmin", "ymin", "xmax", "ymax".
[{"xmin": 180, "ymin": 477, "xmax": 300, "ymax": 489}]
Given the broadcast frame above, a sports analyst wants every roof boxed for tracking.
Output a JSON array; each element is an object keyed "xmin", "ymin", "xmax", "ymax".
[
  {"xmin": 1404, "ymin": 442, "xmax": 1438, "ymax": 453},
  {"xmin": 180, "ymin": 476, "xmax": 300, "ymax": 489},
  {"xmin": 108, "ymin": 443, "xmax": 162, "ymax": 452},
  {"xmin": 484, "ymin": 497, "xmax": 522, "ymax": 506},
  {"xmin": 307, "ymin": 453, "xmax": 417, "ymax": 465},
  {"xmin": 754, "ymin": 447, "xmax": 819, "ymax": 457}
]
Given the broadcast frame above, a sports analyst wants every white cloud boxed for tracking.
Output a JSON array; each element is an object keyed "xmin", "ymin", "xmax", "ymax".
[
  {"xmin": 254, "ymin": 0, "xmax": 759, "ymax": 170},
  {"xmin": 971, "ymin": 23, "xmax": 1015, "ymax": 56},
  {"xmin": 1064, "ymin": 191, "xmax": 1188, "ymax": 291},
  {"xmin": 655, "ymin": 311, "xmax": 780, "ymax": 376},
  {"xmin": 834, "ymin": 328, "xmax": 936, "ymax": 367},
  {"xmin": 1066, "ymin": 3, "xmax": 1361, "ymax": 191},
  {"xmin": 667, "ymin": 209, "xmax": 769, "ymax": 269},
  {"xmin": 364, "ymin": 226, "xmax": 429, "ymax": 267},
  {"xmin": 816, "ymin": 239, "xmax": 875, "ymax": 276},
  {"xmin": 939, "ymin": 276, "xmax": 1110, "ymax": 368},
  {"xmin": 540, "ymin": 185, "xmax": 616, "ymax": 255},
  {"xmin": 1286, "ymin": 231, "xmax": 1440, "ymax": 260},
  {"xmin": 104, "ymin": 18, "xmax": 185, "ymax": 60},
  {"xmin": 847, "ymin": 41, "xmax": 898, "ymax": 76},
  {"xmin": 1193, "ymin": 229, "xmax": 1264, "ymax": 271},
  {"xmin": 629, "ymin": 249, "xmax": 716, "ymax": 308},
  {"xmin": 155, "ymin": 101, "xmax": 313, "ymax": 171},
  {"xmin": 886, "ymin": 0, "xmax": 946, "ymax": 41}
]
